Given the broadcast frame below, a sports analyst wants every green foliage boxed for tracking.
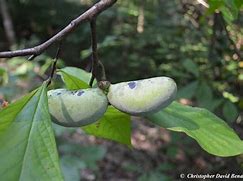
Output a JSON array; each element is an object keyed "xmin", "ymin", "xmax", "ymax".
[
  {"xmin": 223, "ymin": 100, "xmax": 238, "ymax": 122},
  {"xmin": 147, "ymin": 102, "xmax": 243, "ymax": 157},
  {"xmin": 57, "ymin": 67, "xmax": 92, "ymax": 90},
  {"xmin": 207, "ymin": 0, "xmax": 243, "ymax": 23},
  {"xmin": 0, "ymin": 83, "xmax": 63, "ymax": 180},
  {"xmin": 83, "ymin": 106, "xmax": 131, "ymax": 146},
  {"xmin": 0, "ymin": 67, "xmax": 8, "ymax": 85},
  {"xmin": 0, "ymin": 58, "xmax": 38, "ymax": 100},
  {"xmin": 0, "ymin": 56, "xmax": 64, "ymax": 101},
  {"xmin": 59, "ymin": 144, "xmax": 106, "ymax": 181}
]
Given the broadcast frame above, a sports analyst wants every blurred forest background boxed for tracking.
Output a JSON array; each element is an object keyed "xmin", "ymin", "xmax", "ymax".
[{"xmin": 0, "ymin": 0, "xmax": 242, "ymax": 180}]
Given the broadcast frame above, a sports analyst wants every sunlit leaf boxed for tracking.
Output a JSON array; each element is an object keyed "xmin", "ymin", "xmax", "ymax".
[
  {"xmin": 0, "ymin": 67, "xmax": 8, "ymax": 85},
  {"xmin": 57, "ymin": 67, "xmax": 93, "ymax": 90}
]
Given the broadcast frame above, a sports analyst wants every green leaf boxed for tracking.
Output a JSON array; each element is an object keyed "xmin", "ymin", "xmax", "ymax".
[
  {"xmin": 0, "ymin": 67, "xmax": 8, "ymax": 85},
  {"xmin": 224, "ymin": 0, "xmax": 239, "ymax": 19},
  {"xmin": 196, "ymin": 81, "xmax": 214, "ymax": 110},
  {"xmin": 147, "ymin": 102, "xmax": 243, "ymax": 157},
  {"xmin": 182, "ymin": 59, "xmax": 199, "ymax": 77},
  {"xmin": 223, "ymin": 101, "xmax": 238, "ymax": 122},
  {"xmin": 233, "ymin": 0, "xmax": 243, "ymax": 8},
  {"xmin": 83, "ymin": 106, "xmax": 131, "ymax": 146},
  {"xmin": 0, "ymin": 84, "xmax": 63, "ymax": 180},
  {"xmin": 206, "ymin": 0, "xmax": 241, "ymax": 22},
  {"xmin": 57, "ymin": 67, "xmax": 94, "ymax": 90},
  {"xmin": 220, "ymin": 6, "xmax": 235, "ymax": 23},
  {"xmin": 177, "ymin": 81, "xmax": 198, "ymax": 99},
  {"xmin": 207, "ymin": 99, "xmax": 224, "ymax": 112},
  {"xmin": 207, "ymin": 0, "xmax": 224, "ymax": 14}
]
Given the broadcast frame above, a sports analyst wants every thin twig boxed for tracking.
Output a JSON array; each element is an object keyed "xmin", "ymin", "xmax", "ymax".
[
  {"xmin": 89, "ymin": 18, "xmax": 107, "ymax": 86},
  {"xmin": 0, "ymin": 0, "xmax": 117, "ymax": 59},
  {"xmin": 47, "ymin": 42, "xmax": 62, "ymax": 86},
  {"xmin": 89, "ymin": 19, "xmax": 98, "ymax": 87}
]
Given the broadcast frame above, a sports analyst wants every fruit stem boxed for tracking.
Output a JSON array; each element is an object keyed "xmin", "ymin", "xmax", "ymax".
[
  {"xmin": 98, "ymin": 80, "xmax": 111, "ymax": 94},
  {"xmin": 47, "ymin": 41, "xmax": 62, "ymax": 87},
  {"xmin": 89, "ymin": 18, "xmax": 107, "ymax": 87}
]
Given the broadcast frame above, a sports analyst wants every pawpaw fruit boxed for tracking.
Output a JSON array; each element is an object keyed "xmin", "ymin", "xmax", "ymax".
[
  {"xmin": 47, "ymin": 88, "xmax": 108, "ymax": 127},
  {"xmin": 107, "ymin": 77, "xmax": 177, "ymax": 115}
]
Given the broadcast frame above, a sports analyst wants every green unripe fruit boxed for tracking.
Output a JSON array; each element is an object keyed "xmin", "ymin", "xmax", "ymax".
[
  {"xmin": 107, "ymin": 77, "xmax": 177, "ymax": 115},
  {"xmin": 47, "ymin": 88, "xmax": 108, "ymax": 127}
]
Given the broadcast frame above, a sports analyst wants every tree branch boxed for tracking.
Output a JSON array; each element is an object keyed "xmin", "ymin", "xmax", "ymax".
[{"xmin": 0, "ymin": 0, "xmax": 117, "ymax": 59}]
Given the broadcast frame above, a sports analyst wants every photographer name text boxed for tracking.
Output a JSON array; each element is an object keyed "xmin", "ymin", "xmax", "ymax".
[{"xmin": 180, "ymin": 173, "xmax": 243, "ymax": 179}]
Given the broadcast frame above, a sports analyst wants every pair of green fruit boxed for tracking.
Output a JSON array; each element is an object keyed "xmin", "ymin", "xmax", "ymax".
[{"xmin": 48, "ymin": 76, "xmax": 177, "ymax": 127}]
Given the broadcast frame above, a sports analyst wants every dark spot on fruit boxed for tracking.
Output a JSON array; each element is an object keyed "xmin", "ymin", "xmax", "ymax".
[
  {"xmin": 71, "ymin": 91, "xmax": 77, "ymax": 95},
  {"xmin": 128, "ymin": 81, "xmax": 136, "ymax": 89},
  {"xmin": 77, "ymin": 90, "xmax": 84, "ymax": 96}
]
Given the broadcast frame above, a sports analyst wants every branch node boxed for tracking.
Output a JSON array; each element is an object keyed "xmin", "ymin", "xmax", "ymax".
[{"xmin": 28, "ymin": 54, "xmax": 36, "ymax": 61}]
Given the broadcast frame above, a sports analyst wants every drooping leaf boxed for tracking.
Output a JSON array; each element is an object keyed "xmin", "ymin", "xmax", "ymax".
[
  {"xmin": 83, "ymin": 106, "xmax": 131, "ymax": 146},
  {"xmin": 147, "ymin": 101, "xmax": 243, "ymax": 157},
  {"xmin": 0, "ymin": 84, "xmax": 63, "ymax": 180},
  {"xmin": 57, "ymin": 67, "xmax": 93, "ymax": 90}
]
